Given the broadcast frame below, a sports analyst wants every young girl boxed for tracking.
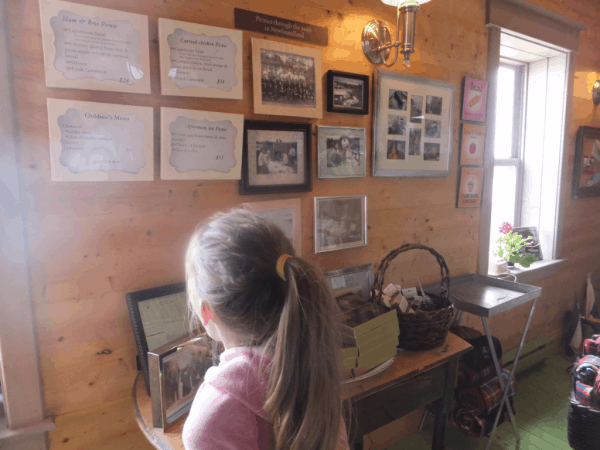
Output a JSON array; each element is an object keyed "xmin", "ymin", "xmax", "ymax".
[{"xmin": 183, "ymin": 209, "xmax": 349, "ymax": 450}]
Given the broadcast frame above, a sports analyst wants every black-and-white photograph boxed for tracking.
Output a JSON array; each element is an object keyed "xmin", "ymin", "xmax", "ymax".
[
  {"xmin": 255, "ymin": 138, "xmax": 298, "ymax": 175},
  {"xmin": 409, "ymin": 129, "xmax": 422, "ymax": 156},
  {"xmin": 325, "ymin": 135, "xmax": 361, "ymax": 168},
  {"xmin": 425, "ymin": 119, "xmax": 442, "ymax": 138},
  {"xmin": 260, "ymin": 49, "xmax": 316, "ymax": 108},
  {"xmin": 314, "ymin": 195, "xmax": 367, "ymax": 253},
  {"xmin": 389, "ymin": 89, "xmax": 408, "ymax": 111},
  {"xmin": 387, "ymin": 140, "xmax": 406, "ymax": 160},
  {"xmin": 424, "ymin": 143, "xmax": 441, "ymax": 161},
  {"xmin": 333, "ymin": 76, "xmax": 364, "ymax": 110},
  {"xmin": 387, "ymin": 115, "xmax": 406, "ymax": 135},
  {"xmin": 410, "ymin": 95, "xmax": 423, "ymax": 123},
  {"xmin": 426, "ymin": 95, "xmax": 443, "ymax": 115},
  {"xmin": 163, "ymin": 339, "xmax": 213, "ymax": 415},
  {"xmin": 317, "ymin": 126, "xmax": 366, "ymax": 179}
]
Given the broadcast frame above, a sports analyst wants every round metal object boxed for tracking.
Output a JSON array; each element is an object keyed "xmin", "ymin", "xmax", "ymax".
[{"xmin": 362, "ymin": 20, "xmax": 392, "ymax": 65}]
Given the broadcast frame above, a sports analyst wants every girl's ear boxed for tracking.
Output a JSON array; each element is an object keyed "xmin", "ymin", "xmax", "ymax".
[{"xmin": 200, "ymin": 303, "xmax": 214, "ymax": 326}]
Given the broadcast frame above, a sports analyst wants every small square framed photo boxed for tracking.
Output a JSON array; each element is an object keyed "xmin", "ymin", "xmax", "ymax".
[
  {"xmin": 317, "ymin": 126, "xmax": 367, "ymax": 178},
  {"xmin": 326, "ymin": 70, "xmax": 369, "ymax": 115},
  {"xmin": 149, "ymin": 334, "xmax": 215, "ymax": 431},
  {"xmin": 241, "ymin": 121, "xmax": 312, "ymax": 195},
  {"xmin": 314, "ymin": 195, "xmax": 367, "ymax": 254}
]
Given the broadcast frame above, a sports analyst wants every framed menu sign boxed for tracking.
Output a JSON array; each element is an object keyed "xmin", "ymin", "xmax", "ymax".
[
  {"xmin": 158, "ymin": 19, "xmax": 243, "ymax": 99},
  {"xmin": 459, "ymin": 123, "xmax": 485, "ymax": 166},
  {"xmin": 461, "ymin": 77, "xmax": 488, "ymax": 123},
  {"xmin": 39, "ymin": 0, "xmax": 151, "ymax": 94},
  {"xmin": 456, "ymin": 167, "xmax": 484, "ymax": 208},
  {"xmin": 47, "ymin": 98, "xmax": 154, "ymax": 181},
  {"xmin": 160, "ymin": 107, "xmax": 244, "ymax": 180}
]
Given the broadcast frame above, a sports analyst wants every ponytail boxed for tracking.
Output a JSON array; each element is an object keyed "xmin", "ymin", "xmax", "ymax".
[{"xmin": 263, "ymin": 257, "xmax": 343, "ymax": 450}]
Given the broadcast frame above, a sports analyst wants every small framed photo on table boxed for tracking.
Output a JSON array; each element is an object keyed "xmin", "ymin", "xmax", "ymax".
[
  {"xmin": 317, "ymin": 126, "xmax": 367, "ymax": 178},
  {"xmin": 251, "ymin": 38, "xmax": 322, "ymax": 119},
  {"xmin": 372, "ymin": 69, "xmax": 454, "ymax": 177},
  {"xmin": 314, "ymin": 195, "xmax": 367, "ymax": 254},
  {"xmin": 461, "ymin": 77, "xmax": 488, "ymax": 123},
  {"xmin": 326, "ymin": 70, "xmax": 369, "ymax": 115},
  {"xmin": 240, "ymin": 121, "xmax": 311, "ymax": 195}
]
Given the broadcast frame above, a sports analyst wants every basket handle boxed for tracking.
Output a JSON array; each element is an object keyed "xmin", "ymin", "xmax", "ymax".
[{"xmin": 370, "ymin": 243, "xmax": 450, "ymax": 304}]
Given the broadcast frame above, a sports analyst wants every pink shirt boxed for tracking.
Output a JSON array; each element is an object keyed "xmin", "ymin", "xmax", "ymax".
[{"xmin": 182, "ymin": 347, "xmax": 349, "ymax": 450}]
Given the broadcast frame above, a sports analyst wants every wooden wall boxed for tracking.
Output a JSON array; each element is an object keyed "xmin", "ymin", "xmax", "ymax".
[{"xmin": 3, "ymin": 0, "xmax": 600, "ymax": 448}]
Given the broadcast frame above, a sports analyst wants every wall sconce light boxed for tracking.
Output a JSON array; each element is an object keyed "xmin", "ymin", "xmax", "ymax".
[
  {"xmin": 593, "ymin": 79, "xmax": 600, "ymax": 107},
  {"xmin": 362, "ymin": 0, "xmax": 430, "ymax": 68}
]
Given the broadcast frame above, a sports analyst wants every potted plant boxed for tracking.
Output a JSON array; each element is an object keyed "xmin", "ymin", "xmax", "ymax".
[{"xmin": 495, "ymin": 222, "xmax": 537, "ymax": 268}]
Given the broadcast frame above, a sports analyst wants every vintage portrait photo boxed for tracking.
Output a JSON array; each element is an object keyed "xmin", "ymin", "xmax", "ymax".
[
  {"xmin": 314, "ymin": 195, "xmax": 367, "ymax": 253},
  {"xmin": 424, "ymin": 143, "xmax": 441, "ymax": 161},
  {"xmin": 387, "ymin": 115, "xmax": 406, "ymax": 135},
  {"xmin": 332, "ymin": 76, "xmax": 364, "ymax": 110},
  {"xmin": 389, "ymin": 89, "xmax": 408, "ymax": 111},
  {"xmin": 409, "ymin": 129, "xmax": 422, "ymax": 156},
  {"xmin": 260, "ymin": 49, "xmax": 316, "ymax": 108},
  {"xmin": 410, "ymin": 95, "xmax": 423, "ymax": 123},
  {"xmin": 387, "ymin": 140, "xmax": 406, "ymax": 160},
  {"xmin": 317, "ymin": 126, "xmax": 366, "ymax": 178},
  {"xmin": 425, "ymin": 119, "xmax": 442, "ymax": 138},
  {"xmin": 242, "ymin": 121, "xmax": 311, "ymax": 194},
  {"xmin": 426, "ymin": 95, "xmax": 443, "ymax": 115}
]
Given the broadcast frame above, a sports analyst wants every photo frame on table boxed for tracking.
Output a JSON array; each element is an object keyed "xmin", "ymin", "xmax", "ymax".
[
  {"xmin": 240, "ymin": 121, "xmax": 312, "ymax": 195},
  {"xmin": 459, "ymin": 123, "xmax": 486, "ymax": 166},
  {"xmin": 317, "ymin": 126, "xmax": 367, "ymax": 179},
  {"xmin": 39, "ymin": 0, "xmax": 151, "ymax": 94},
  {"xmin": 456, "ymin": 167, "xmax": 484, "ymax": 208},
  {"xmin": 512, "ymin": 226, "xmax": 543, "ymax": 261},
  {"xmin": 314, "ymin": 195, "xmax": 367, "ymax": 254},
  {"xmin": 158, "ymin": 19, "xmax": 243, "ymax": 99},
  {"xmin": 572, "ymin": 126, "xmax": 600, "ymax": 198},
  {"xmin": 149, "ymin": 333, "xmax": 214, "ymax": 431},
  {"xmin": 241, "ymin": 199, "xmax": 302, "ymax": 256},
  {"xmin": 372, "ymin": 69, "xmax": 454, "ymax": 177},
  {"xmin": 251, "ymin": 38, "xmax": 323, "ymax": 119},
  {"xmin": 326, "ymin": 70, "xmax": 369, "ymax": 115},
  {"xmin": 126, "ymin": 282, "xmax": 191, "ymax": 395},
  {"xmin": 324, "ymin": 263, "xmax": 373, "ymax": 301},
  {"xmin": 461, "ymin": 77, "xmax": 488, "ymax": 123}
]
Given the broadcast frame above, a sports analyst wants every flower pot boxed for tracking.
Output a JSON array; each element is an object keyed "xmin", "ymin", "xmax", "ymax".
[{"xmin": 489, "ymin": 258, "xmax": 508, "ymax": 275}]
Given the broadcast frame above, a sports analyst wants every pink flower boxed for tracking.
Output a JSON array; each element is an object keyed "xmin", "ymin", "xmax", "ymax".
[{"xmin": 499, "ymin": 222, "xmax": 513, "ymax": 235}]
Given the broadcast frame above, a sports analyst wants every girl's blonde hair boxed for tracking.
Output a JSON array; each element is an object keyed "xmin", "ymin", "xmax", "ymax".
[{"xmin": 185, "ymin": 209, "xmax": 343, "ymax": 450}]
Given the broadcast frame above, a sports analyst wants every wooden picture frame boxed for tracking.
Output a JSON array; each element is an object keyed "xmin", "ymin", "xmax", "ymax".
[
  {"xmin": 572, "ymin": 126, "xmax": 600, "ymax": 198},
  {"xmin": 251, "ymin": 38, "xmax": 322, "ymax": 119},
  {"xmin": 326, "ymin": 70, "xmax": 369, "ymax": 115},
  {"xmin": 317, "ymin": 126, "xmax": 367, "ymax": 179},
  {"xmin": 314, "ymin": 195, "xmax": 367, "ymax": 254},
  {"xmin": 461, "ymin": 77, "xmax": 488, "ymax": 123},
  {"xmin": 372, "ymin": 69, "xmax": 454, "ymax": 177},
  {"xmin": 240, "ymin": 120, "xmax": 312, "ymax": 195},
  {"xmin": 241, "ymin": 199, "xmax": 302, "ymax": 256}
]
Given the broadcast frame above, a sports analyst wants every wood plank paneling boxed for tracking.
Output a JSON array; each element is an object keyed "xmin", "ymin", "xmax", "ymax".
[{"xmin": 3, "ymin": 0, "xmax": 600, "ymax": 448}]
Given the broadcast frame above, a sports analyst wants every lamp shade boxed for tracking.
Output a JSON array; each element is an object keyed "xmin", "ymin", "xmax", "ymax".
[{"xmin": 381, "ymin": 0, "xmax": 431, "ymax": 6}]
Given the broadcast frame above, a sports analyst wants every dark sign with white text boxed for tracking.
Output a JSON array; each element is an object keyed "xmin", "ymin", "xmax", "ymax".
[{"xmin": 234, "ymin": 8, "xmax": 328, "ymax": 46}]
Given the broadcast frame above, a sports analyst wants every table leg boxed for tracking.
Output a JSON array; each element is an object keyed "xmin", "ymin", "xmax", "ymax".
[{"xmin": 431, "ymin": 397, "xmax": 446, "ymax": 450}]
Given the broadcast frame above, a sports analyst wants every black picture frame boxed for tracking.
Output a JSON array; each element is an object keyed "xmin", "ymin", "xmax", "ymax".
[
  {"xmin": 326, "ymin": 70, "xmax": 369, "ymax": 115},
  {"xmin": 240, "ymin": 120, "xmax": 312, "ymax": 195},
  {"xmin": 572, "ymin": 126, "xmax": 600, "ymax": 198},
  {"xmin": 126, "ymin": 282, "xmax": 189, "ymax": 395},
  {"xmin": 512, "ymin": 226, "xmax": 543, "ymax": 261}
]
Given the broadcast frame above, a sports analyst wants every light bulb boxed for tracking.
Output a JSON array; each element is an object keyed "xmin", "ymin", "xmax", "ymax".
[{"xmin": 381, "ymin": 0, "xmax": 431, "ymax": 6}]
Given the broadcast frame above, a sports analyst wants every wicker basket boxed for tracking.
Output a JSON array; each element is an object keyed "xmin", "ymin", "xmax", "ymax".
[
  {"xmin": 371, "ymin": 244, "xmax": 455, "ymax": 351},
  {"xmin": 568, "ymin": 390, "xmax": 600, "ymax": 450}
]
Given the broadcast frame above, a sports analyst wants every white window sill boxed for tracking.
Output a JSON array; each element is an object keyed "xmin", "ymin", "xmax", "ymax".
[{"xmin": 488, "ymin": 259, "xmax": 566, "ymax": 284}]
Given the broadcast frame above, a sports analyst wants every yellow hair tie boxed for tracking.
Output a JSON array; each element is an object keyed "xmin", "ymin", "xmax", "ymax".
[{"xmin": 276, "ymin": 254, "xmax": 292, "ymax": 281}]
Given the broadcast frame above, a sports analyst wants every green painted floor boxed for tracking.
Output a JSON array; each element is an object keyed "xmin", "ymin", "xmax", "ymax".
[{"xmin": 387, "ymin": 354, "xmax": 574, "ymax": 450}]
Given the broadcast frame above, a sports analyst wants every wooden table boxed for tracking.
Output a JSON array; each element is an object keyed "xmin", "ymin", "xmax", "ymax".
[{"xmin": 133, "ymin": 333, "xmax": 472, "ymax": 450}]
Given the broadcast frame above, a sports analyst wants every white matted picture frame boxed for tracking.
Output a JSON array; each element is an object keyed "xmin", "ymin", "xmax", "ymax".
[
  {"xmin": 251, "ymin": 38, "xmax": 322, "ymax": 119},
  {"xmin": 47, "ymin": 98, "xmax": 154, "ymax": 181},
  {"xmin": 373, "ymin": 69, "xmax": 454, "ymax": 177},
  {"xmin": 160, "ymin": 107, "xmax": 244, "ymax": 180},
  {"xmin": 39, "ymin": 0, "xmax": 151, "ymax": 94},
  {"xmin": 314, "ymin": 195, "xmax": 367, "ymax": 254},
  {"xmin": 317, "ymin": 126, "xmax": 367, "ymax": 179},
  {"xmin": 158, "ymin": 19, "xmax": 243, "ymax": 99},
  {"xmin": 242, "ymin": 199, "xmax": 302, "ymax": 256}
]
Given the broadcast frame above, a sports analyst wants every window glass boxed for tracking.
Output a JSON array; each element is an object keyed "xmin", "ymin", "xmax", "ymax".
[
  {"xmin": 489, "ymin": 165, "xmax": 517, "ymax": 254},
  {"xmin": 494, "ymin": 66, "xmax": 516, "ymax": 159}
]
